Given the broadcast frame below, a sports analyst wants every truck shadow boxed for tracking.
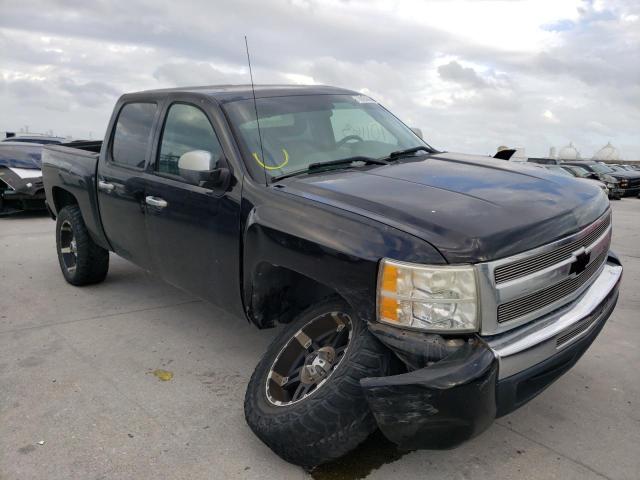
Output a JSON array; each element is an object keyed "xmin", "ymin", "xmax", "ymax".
[
  {"xmin": 0, "ymin": 210, "xmax": 49, "ymax": 220},
  {"xmin": 310, "ymin": 430, "xmax": 413, "ymax": 480}
]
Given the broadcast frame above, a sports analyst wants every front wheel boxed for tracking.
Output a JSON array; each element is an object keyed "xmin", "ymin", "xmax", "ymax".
[
  {"xmin": 244, "ymin": 297, "xmax": 392, "ymax": 467},
  {"xmin": 56, "ymin": 205, "xmax": 109, "ymax": 286}
]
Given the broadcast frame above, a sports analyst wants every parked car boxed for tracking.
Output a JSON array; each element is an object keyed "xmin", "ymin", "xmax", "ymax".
[
  {"xmin": 2, "ymin": 134, "xmax": 66, "ymax": 145},
  {"xmin": 563, "ymin": 161, "xmax": 640, "ymax": 196},
  {"xmin": 42, "ymin": 85, "xmax": 622, "ymax": 467},
  {"xmin": 559, "ymin": 165, "xmax": 622, "ymax": 199},
  {"xmin": 527, "ymin": 157, "xmax": 561, "ymax": 165},
  {"xmin": 0, "ymin": 142, "xmax": 46, "ymax": 215},
  {"xmin": 542, "ymin": 164, "xmax": 610, "ymax": 195},
  {"xmin": 608, "ymin": 163, "xmax": 640, "ymax": 173}
]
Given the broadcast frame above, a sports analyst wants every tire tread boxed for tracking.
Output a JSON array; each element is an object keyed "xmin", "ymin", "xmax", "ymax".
[
  {"xmin": 56, "ymin": 205, "xmax": 109, "ymax": 286},
  {"xmin": 244, "ymin": 297, "xmax": 391, "ymax": 467}
]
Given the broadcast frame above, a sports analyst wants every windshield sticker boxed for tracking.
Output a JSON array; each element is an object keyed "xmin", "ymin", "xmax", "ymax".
[
  {"xmin": 352, "ymin": 95, "xmax": 376, "ymax": 104},
  {"xmin": 252, "ymin": 148, "xmax": 289, "ymax": 171}
]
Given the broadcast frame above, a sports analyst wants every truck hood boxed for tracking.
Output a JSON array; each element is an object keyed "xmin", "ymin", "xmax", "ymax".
[
  {"xmin": 609, "ymin": 170, "xmax": 640, "ymax": 180},
  {"xmin": 278, "ymin": 152, "xmax": 609, "ymax": 263}
]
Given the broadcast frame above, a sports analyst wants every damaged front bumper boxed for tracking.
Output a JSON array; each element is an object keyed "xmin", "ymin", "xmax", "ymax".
[
  {"xmin": 0, "ymin": 167, "xmax": 46, "ymax": 215},
  {"xmin": 361, "ymin": 258, "xmax": 622, "ymax": 450}
]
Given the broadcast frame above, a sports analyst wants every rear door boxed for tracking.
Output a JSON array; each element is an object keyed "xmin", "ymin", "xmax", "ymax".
[
  {"xmin": 144, "ymin": 98, "xmax": 242, "ymax": 307},
  {"xmin": 97, "ymin": 102, "xmax": 158, "ymax": 269}
]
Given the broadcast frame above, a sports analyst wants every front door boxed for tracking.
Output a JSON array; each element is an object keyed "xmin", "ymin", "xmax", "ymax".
[
  {"xmin": 144, "ymin": 101, "xmax": 242, "ymax": 308},
  {"xmin": 97, "ymin": 102, "xmax": 158, "ymax": 269}
]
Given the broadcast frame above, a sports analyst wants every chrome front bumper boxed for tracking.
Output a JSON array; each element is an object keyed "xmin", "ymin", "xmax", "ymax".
[{"xmin": 486, "ymin": 259, "xmax": 623, "ymax": 379}]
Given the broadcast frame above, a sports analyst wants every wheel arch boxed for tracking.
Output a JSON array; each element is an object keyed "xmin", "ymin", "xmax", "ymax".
[
  {"xmin": 51, "ymin": 186, "xmax": 79, "ymax": 213},
  {"xmin": 50, "ymin": 185, "xmax": 111, "ymax": 251},
  {"xmin": 246, "ymin": 261, "xmax": 343, "ymax": 329}
]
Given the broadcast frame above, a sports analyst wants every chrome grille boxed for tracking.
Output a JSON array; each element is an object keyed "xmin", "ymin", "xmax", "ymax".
[
  {"xmin": 556, "ymin": 306, "xmax": 603, "ymax": 347},
  {"xmin": 494, "ymin": 214, "xmax": 611, "ymax": 284},
  {"xmin": 498, "ymin": 250, "xmax": 607, "ymax": 324}
]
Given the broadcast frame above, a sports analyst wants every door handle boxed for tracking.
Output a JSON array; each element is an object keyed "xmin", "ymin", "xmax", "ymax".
[
  {"xmin": 98, "ymin": 180, "xmax": 115, "ymax": 192},
  {"xmin": 145, "ymin": 196, "xmax": 168, "ymax": 208}
]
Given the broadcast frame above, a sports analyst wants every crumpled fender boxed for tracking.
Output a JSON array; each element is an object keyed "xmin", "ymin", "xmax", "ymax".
[{"xmin": 360, "ymin": 339, "xmax": 497, "ymax": 450}]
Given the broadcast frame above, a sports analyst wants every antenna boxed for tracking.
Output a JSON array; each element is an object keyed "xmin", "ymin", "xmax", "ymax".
[{"xmin": 245, "ymin": 36, "xmax": 268, "ymax": 185}]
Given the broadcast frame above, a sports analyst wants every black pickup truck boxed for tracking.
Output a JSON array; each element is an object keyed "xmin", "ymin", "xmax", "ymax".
[
  {"xmin": 42, "ymin": 85, "xmax": 623, "ymax": 467},
  {"xmin": 563, "ymin": 160, "xmax": 640, "ymax": 197}
]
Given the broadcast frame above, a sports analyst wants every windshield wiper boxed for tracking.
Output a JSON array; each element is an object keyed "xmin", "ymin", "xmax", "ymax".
[
  {"xmin": 384, "ymin": 146, "xmax": 431, "ymax": 161},
  {"xmin": 308, "ymin": 156, "xmax": 389, "ymax": 170},
  {"xmin": 271, "ymin": 156, "xmax": 388, "ymax": 182}
]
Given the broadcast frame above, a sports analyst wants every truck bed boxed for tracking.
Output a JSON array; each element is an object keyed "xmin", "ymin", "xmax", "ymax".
[
  {"xmin": 42, "ymin": 141, "xmax": 110, "ymax": 249},
  {"xmin": 62, "ymin": 140, "xmax": 103, "ymax": 153}
]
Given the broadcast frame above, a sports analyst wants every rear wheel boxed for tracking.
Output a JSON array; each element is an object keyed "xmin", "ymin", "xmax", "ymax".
[
  {"xmin": 244, "ymin": 297, "xmax": 392, "ymax": 467},
  {"xmin": 56, "ymin": 205, "xmax": 109, "ymax": 285}
]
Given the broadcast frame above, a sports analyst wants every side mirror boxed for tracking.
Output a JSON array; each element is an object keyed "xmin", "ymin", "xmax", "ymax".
[
  {"xmin": 494, "ymin": 149, "xmax": 516, "ymax": 160},
  {"xmin": 178, "ymin": 150, "xmax": 230, "ymax": 190},
  {"xmin": 410, "ymin": 127, "xmax": 423, "ymax": 140},
  {"xmin": 178, "ymin": 149, "xmax": 211, "ymax": 172},
  {"xmin": 589, "ymin": 173, "xmax": 599, "ymax": 180}
]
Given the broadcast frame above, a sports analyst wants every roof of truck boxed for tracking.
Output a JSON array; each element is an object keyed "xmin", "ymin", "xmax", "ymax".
[{"xmin": 133, "ymin": 84, "xmax": 360, "ymax": 103}]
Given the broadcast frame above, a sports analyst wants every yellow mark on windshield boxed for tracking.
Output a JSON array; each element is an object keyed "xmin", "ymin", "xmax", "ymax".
[{"xmin": 252, "ymin": 149, "xmax": 289, "ymax": 170}]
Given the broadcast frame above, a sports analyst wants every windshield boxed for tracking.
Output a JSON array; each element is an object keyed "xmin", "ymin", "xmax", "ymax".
[
  {"xmin": 0, "ymin": 144, "xmax": 42, "ymax": 169},
  {"xmin": 591, "ymin": 163, "xmax": 614, "ymax": 174},
  {"xmin": 546, "ymin": 166, "xmax": 573, "ymax": 177},
  {"xmin": 566, "ymin": 166, "xmax": 588, "ymax": 177},
  {"xmin": 3, "ymin": 138, "xmax": 62, "ymax": 145},
  {"xmin": 223, "ymin": 94, "xmax": 429, "ymax": 181}
]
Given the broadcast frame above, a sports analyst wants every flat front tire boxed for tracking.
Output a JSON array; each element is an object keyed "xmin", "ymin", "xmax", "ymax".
[
  {"xmin": 244, "ymin": 297, "xmax": 392, "ymax": 467},
  {"xmin": 56, "ymin": 205, "xmax": 109, "ymax": 286}
]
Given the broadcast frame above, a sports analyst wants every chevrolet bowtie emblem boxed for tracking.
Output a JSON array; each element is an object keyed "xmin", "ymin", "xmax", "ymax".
[{"xmin": 570, "ymin": 249, "xmax": 591, "ymax": 276}]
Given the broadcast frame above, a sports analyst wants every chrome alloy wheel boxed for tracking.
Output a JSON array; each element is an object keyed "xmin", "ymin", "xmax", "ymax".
[
  {"xmin": 59, "ymin": 220, "xmax": 78, "ymax": 274},
  {"xmin": 266, "ymin": 312, "xmax": 353, "ymax": 406}
]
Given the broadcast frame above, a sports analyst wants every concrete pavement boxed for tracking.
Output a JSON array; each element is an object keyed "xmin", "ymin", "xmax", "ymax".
[{"xmin": 1, "ymin": 200, "xmax": 638, "ymax": 479}]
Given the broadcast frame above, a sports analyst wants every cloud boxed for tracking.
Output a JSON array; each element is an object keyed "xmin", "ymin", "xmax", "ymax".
[
  {"xmin": 58, "ymin": 78, "xmax": 120, "ymax": 107},
  {"xmin": 437, "ymin": 61, "xmax": 489, "ymax": 89},
  {"xmin": 0, "ymin": 0, "xmax": 638, "ymax": 158},
  {"xmin": 153, "ymin": 62, "xmax": 248, "ymax": 87}
]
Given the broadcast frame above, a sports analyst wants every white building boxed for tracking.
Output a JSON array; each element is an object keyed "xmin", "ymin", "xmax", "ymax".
[
  {"xmin": 592, "ymin": 142, "xmax": 622, "ymax": 162},
  {"xmin": 557, "ymin": 142, "xmax": 581, "ymax": 160}
]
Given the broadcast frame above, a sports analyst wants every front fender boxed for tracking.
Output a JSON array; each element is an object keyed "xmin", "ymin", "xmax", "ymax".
[{"xmin": 240, "ymin": 181, "xmax": 445, "ymax": 327}]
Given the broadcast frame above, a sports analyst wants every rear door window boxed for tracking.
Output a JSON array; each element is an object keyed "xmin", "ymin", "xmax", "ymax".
[{"xmin": 111, "ymin": 103, "xmax": 157, "ymax": 169}]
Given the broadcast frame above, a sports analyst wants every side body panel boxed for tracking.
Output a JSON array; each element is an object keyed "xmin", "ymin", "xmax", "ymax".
[
  {"xmin": 144, "ymin": 93, "xmax": 245, "ymax": 318},
  {"xmin": 96, "ymin": 100, "xmax": 163, "ymax": 269},
  {"xmin": 97, "ymin": 159, "xmax": 152, "ymax": 267}
]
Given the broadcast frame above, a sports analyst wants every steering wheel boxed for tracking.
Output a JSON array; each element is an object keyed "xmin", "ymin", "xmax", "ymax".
[{"xmin": 336, "ymin": 135, "xmax": 364, "ymax": 148}]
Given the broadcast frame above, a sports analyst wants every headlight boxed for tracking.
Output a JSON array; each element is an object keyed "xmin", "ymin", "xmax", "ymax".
[{"xmin": 377, "ymin": 259, "xmax": 479, "ymax": 333}]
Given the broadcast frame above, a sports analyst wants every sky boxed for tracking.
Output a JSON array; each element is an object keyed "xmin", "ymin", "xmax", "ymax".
[{"xmin": 1, "ymin": 0, "xmax": 638, "ymax": 158}]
